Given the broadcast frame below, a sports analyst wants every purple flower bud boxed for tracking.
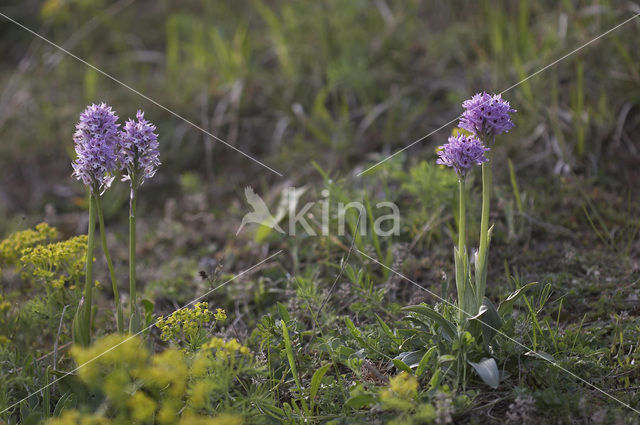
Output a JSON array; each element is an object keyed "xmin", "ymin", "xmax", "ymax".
[
  {"xmin": 436, "ymin": 134, "xmax": 489, "ymax": 177},
  {"xmin": 459, "ymin": 92, "xmax": 516, "ymax": 137},
  {"xmin": 119, "ymin": 110, "xmax": 160, "ymax": 187},
  {"xmin": 71, "ymin": 103, "xmax": 120, "ymax": 194}
]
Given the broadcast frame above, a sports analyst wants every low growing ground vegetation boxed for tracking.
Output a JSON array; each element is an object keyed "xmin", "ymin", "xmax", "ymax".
[{"xmin": 0, "ymin": 1, "xmax": 639, "ymax": 424}]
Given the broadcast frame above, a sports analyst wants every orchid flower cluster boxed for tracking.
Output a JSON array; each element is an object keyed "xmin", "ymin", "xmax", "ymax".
[
  {"xmin": 436, "ymin": 93, "xmax": 515, "ymax": 324},
  {"xmin": 71, "ymin": 103, "xmax": 159, "ymax": 346}
]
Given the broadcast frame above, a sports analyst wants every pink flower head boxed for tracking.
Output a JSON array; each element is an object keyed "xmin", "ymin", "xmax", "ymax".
[
  {"xmin": 118, "ymin": 110, "xmax": 160, "ymax": 187},
  {"xmin": 71, "ymin": 103, "xmax": 120, "ymax": 194},
  {"xmin": 459, "ymin": 92, "xmax": 516, "ymax": 137},
  {"xmin": 437, "ymin": 134, "xmax": 489, "ymax": 178}
]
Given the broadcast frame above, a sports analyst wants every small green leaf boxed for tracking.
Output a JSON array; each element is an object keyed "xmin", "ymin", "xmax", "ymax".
[
  {"xmin": 392, "ymin": 358, "xmax": 413, "ymax": 373},
  {"xmin": 290, "ymin": 399, "xmax": 302, "ymax": 415},
  {"xmin": 468, "ymin": 358, "xmax": 499, "ymax": 389},
  {"xmin": 277, "ymin": 302, "xmax": 291, "ymax": 323},
  {"xmin": 141, "ymin": 298, "xmax": 154, "ymax": 314},
  {"xmin": 498, "ymin": 282, "xmax": 538, "ymax": 317},
  {"xmin": 281, "ymin": 320, "xmax": 310, "ymax": 414},
  {"xmin": 416, "ymin": 346, "xmax": 437, "ymax": 377},
  {"xmin": 282, "ymin": 402, "xmax": 293, "ymax": 418},
  {"xmin": 345, "ymin": 317, "xmax": 359, "ymax": 336},
  {"xmin": 438, "ymin": 354, "xmax": 456, "ymax": 363},
  {"xmin": 310, "ymin": 363, "xmax": 332, "ymax": 412},
  {"xmin": 281, "ymin": 320, "xmax": 299, "ymax": 387},
  {"xmin": 141, "ymin": 299, "xmax": 155, "ymax": 327},
  {"xmin": 428, "ymin": 368, "xmax": 441, "ymax": 390},
  {"xmin": 345, "ymin": 318, "xmax": 376, "ymax": 353},
  {"xmin": 52, "ymin": 392, "xmax": 74, "ymax": 417},
  {"xmin": 345, "ymin": 393, "xmax": 376, "ymax": 409},
  {"xmin": 470, "ymin": 298, "xmax": 503, "ymax": 346},
  {"xmin": 402, "ymin": 305, "xmax": 456, "ymax": 340},
  {"xmin": 259, "ymin": 403, "xmax": 285, "ymax": 419},
  {"xmin": 376, "ymin": 314, "xmax": 401, "ymax": 346}
]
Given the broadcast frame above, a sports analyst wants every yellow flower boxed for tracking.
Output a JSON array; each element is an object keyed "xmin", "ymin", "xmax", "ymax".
[
  {"xmin": 127, "ymin": 391, "xmax": 157, "ymax": 422},
  {"xmin": 71, "ymin": 334, "xmax": 147, "ymax": 384},
  {"xmin": 202, "ymin": 337, "xmax": 250, "ymax": 360},
  {"xmin": 214, "ymin": 308, "xmax": 227, "ymax": 321},
  {"xmin": 155, "ymin": 302, "xmax": 219, "ymax": 346},
  {"xmin": 103, "ymin": 369, "xmax": 130, "ymax": 403},
  {"xmin": 389, "ymin": 372, "xmax": 418, "ymax": 399},
  {"xmin": 380, "ymin": 372, "xmax": 419, "ymax": 410},
  {"xmin": 41, "ymin": 0, "xmax": 63, "ymax": 18},
  {"xmin": 0, "ymin": 301, "xmax": 11, "ymax": 312},
  {"xmin": 157, "ymin": 403, "xmax": 179, "ymax": 425},
  {"xmin": 19, "ymin": 234, "xmax": 87, "ymax": 289},
  {"xmin": 45, "ymin": 409, "xmax": 112, "ymax": 425},
  {"xmin": 140, "ymin": 348, "xmax": 188, "ymax": 398},
  {"xmin": 0, "ymin": 222, "xmax": 57, "ymax": 265},
  {"xmin": 189, "ymin": 380, "xmax": 210, "ymax": 408},
  {"xmin": 226, "ymin": 339, "xmax": 241, "ymax": 352}
]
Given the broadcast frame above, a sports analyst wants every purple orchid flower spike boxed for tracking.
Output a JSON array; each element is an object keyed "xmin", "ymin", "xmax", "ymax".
[
  {"xmin": 459, "ymin": 92, "xmax": 516, "ymax": 138},
  {"xmin": 118, "ymin": 110, "xmax": 160, "ymax": 188},
  {"xmin": 436, "ymin": 134, "xmax": 489, "ymax": 178},
  {"xmin": 71, "ymin": 103, "xmax": 120, "ymax": 194}
]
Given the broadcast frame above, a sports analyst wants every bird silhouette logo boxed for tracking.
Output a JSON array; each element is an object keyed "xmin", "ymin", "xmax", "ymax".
[{"xmin": 236, "ymin": 187, "xmax": 285, "ymax": 235}]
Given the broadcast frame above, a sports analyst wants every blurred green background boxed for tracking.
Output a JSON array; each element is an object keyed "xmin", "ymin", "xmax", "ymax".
[{"xmin": 0, "ymin": 0, "xmax": 638, "ymax": 229}]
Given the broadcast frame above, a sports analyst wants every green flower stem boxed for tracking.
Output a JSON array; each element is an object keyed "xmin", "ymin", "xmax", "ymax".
[
  {"xmin": 475, "ymin": 160, "xmax": 493, "ymax": 307},
  {"xmin": 81, "ymin": 194, "xmax": 97, "ymax": 345},
  {"xmin": 96, "ymin": 197, "xmax": 124, "ymax": 333},
  {"xmin": 129, "ymin": 188, "xmax": 139, "ymax": 332},
  {"xmin": 458, "ymin": 178, "xmax": 466, "ymax": 255},
  {"xmin": 456, "ymin": 178, "xmax": 468, "ymax": 325}
]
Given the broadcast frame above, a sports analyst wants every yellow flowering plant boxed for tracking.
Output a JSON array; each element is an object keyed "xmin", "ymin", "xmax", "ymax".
[
  {"xmin": 54, "ymin": 334, "xmax": 271, "ymax": 425},
  {"xmin": 0, "ymin": 223, "xmax": 58, "ymax": 266},
  {"xmin": 0, "ymin": 223, "xmax": 87, "ymax": 353},
  {"xmin": 46, "ymin": 409, "xmax": 243, "ymax": 425},
  {"xmin": 155, "ymin": 302, "xmax": 226, "ymax": 351},
  {"xmin": 346, "ymin": 372, "xmax": 439, "ymax": 424},
  {"xmin": 19, "ymin": 235, "xmax": 87, "ymax": 290},
  {"xmin": 0, "ymin": 294, "xmax": 11, "ymax": 345},
  {"xmin": 379, "ymin": 372, "xmax": 419, "ymax": 410}
]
